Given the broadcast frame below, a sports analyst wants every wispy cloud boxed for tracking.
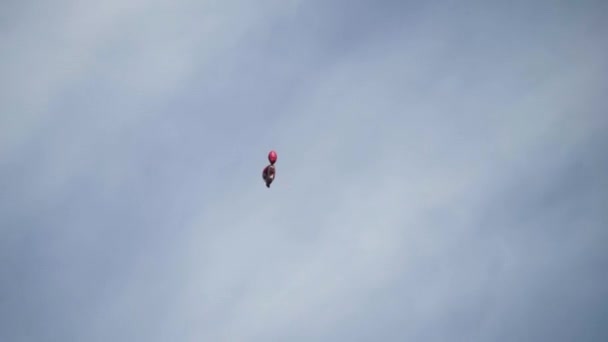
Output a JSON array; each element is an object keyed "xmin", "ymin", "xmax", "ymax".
[{"xmin": 1, "ymin": 1, "xmax": 607, "ymax": 341}]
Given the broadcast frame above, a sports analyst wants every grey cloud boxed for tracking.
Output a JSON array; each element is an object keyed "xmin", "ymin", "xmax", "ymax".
[{"xmin": 1, "ymin": 1, "xmax": 607, "ymax": 341}]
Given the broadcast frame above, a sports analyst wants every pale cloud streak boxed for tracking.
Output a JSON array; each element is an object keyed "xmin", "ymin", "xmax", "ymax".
[{"xmin": 1, "ymin": 1, "xmax": 607, "ymax": 341}]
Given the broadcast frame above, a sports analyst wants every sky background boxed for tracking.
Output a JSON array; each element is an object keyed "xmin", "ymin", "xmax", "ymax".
[{"xmin": 1, "ymin": 0, "xmax": 608, "ymax": 341}]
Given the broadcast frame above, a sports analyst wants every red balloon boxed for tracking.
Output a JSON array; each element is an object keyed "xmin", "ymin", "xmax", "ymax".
[{"xmin": 268, "ymin": 150, "xmax": 277, "ymax": 164}]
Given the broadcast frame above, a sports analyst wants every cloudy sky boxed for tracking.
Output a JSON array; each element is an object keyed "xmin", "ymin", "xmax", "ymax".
[{"xmin": 1, "ymin": 0, "xmax": 607, "ymax": 341}]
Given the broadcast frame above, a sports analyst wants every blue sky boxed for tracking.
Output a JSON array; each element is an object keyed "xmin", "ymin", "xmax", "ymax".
[{"xmin": 1, "ymin": 0, "xmax": 607, "ymax": 341}]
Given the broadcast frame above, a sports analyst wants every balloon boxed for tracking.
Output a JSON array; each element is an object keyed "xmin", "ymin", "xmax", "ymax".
[{"xmin": 268, "ymin": 150, "xmax": 277, "ymax": 164}]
